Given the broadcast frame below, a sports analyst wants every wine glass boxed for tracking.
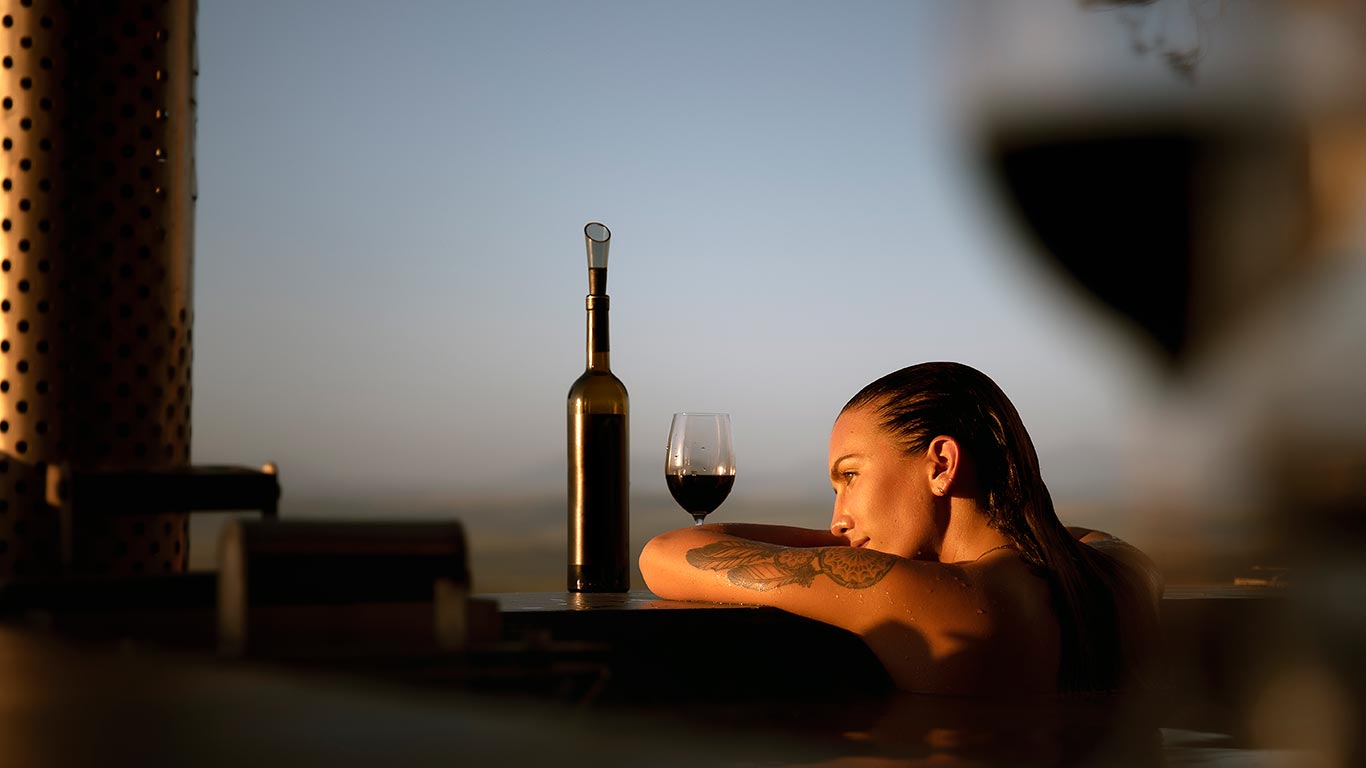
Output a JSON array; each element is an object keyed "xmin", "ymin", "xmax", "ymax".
[{"xmin": 665, "ymin": 413, "xmax": 736, "ymax": 526}]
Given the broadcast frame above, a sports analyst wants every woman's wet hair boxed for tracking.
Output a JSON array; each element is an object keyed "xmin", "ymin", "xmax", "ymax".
[{"xmin": 843, "ymin": 361, "xmax": 1159, "ymax": 692}]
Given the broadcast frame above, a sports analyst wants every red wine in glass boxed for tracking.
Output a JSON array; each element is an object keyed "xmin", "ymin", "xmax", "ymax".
[{"xmin": 666, "ymin": 474, "xmax": 735, "ymax": 519}]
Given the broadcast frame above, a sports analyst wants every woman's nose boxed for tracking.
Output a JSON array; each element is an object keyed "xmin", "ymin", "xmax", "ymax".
[{"xmin": 830, "ymin": 508, "xmax": 852, "ymax": 538}]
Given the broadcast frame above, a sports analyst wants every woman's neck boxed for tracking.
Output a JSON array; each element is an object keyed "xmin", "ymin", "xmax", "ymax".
[{"xmin": 938, "ymin": 499, "xmax": 1013, "ymax": 563}]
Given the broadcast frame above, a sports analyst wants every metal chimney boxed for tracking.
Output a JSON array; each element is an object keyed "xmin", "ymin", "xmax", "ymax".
[{"xmin": 1, "ymin": 0, "xmax": 197, "ymax": 578}]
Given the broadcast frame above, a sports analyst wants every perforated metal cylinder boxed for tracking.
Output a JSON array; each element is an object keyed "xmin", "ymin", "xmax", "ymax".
[{"xmin": 1, "ymin": 0, "xmax": 197, "ymax": 578}]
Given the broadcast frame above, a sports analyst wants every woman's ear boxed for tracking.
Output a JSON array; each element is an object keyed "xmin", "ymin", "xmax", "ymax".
[{"xmin": 927, "ymin": 436, "xmax": 960, "ymax": 496}]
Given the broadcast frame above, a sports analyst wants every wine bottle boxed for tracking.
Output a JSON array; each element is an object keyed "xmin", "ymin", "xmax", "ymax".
[{"xmin": 566, "ymin": 222, "xmax": 630, "ymax": 592}]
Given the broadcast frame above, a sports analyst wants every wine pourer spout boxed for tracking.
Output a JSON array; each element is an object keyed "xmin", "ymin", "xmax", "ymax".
[{"xmin": 585, "ymin": 222, "xmax": 611, "ymax": 294}]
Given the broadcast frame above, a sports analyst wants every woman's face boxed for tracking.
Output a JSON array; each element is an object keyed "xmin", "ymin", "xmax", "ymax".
[{"xmin": 827, "ymin": 404, "xmax": 942, "ymax": 560}]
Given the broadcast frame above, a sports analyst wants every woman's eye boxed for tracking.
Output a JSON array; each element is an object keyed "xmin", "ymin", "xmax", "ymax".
[{"xmin": 842, "ymin": 471, "xmax": 857, "ymax": 481}]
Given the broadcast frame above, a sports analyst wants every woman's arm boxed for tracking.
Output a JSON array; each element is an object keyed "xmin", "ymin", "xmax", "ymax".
[
  {"xmin": 1067, "ymin": 526, "xmax": 1164, "ymax": 600},
  {"xmin": 640, "ymin": 525, "xmax": 1024, "ymax": 694},
  {"xmin": 640, "ymin": 525, "xmax": 926, "ymax": 636},
  {"xmin": 692, "ymin": 523, "xmax": 847, "ymax": 548},
  {"xmin": 1066, "ymin": 525, "xmax": 1117, "ymax": 544}
]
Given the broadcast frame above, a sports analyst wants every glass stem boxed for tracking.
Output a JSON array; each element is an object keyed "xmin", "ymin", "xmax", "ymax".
[{"xmin": 692, "ymin": 515, "xmax": 706, "ymax": 527}]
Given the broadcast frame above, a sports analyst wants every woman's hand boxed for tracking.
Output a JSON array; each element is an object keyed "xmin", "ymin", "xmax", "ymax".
[{"xmin": 694, "ymin": 523, "xmax": 849, "ymax": 548}]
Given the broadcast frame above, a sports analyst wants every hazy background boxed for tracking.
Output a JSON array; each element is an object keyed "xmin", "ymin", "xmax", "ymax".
[{"xmin": 187, "ymin": 0, "xmax": 1365, "ymax": 590}]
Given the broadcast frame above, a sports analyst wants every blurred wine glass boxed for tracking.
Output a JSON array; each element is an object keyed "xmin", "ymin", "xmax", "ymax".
[
  {"xmin": 946, "ymin": 1, "xmax": 1364, "ymax": 370},
  {"xmin": 950, "ymin": 3, "xmax": 1366, "ymax": 762}
]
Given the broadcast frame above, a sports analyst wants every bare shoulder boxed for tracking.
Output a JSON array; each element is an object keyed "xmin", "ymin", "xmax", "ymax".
[
  {"xmin": 945, "ymin": 552, "xmax": 1061, "ymax": 690},
  {"xmin": 872, "ymin": 552, "xmax": 1057, "ymax": 694}
]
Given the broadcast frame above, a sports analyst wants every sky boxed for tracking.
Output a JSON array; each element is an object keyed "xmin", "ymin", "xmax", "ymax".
[{"xmin": 188, "ymin": 1, "xmax": 1366, "ymax": 554}]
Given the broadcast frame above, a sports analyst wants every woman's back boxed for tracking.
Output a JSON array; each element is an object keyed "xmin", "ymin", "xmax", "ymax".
[{"xmin": 859, "ymin": 550, "xmax": 1060, "ymax": 695}]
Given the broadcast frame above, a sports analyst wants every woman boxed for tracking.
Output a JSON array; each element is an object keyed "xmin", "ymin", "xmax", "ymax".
[{"xmin": 640, "ymin": 362, "xmax": 1163, "ymax": 695}]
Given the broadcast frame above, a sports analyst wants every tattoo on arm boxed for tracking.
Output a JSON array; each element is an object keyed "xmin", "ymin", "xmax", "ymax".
[{"xmin": 684, "ymin": 540, "xmax": 897, "ymax": 592}]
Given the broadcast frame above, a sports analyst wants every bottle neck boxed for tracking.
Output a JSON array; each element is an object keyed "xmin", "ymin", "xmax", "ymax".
[{"xmin": 585, "ymin": 294, "xmax": 610, "ymax": 371}]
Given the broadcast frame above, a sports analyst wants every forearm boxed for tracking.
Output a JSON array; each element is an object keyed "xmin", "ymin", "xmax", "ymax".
[
  {"xmin": 639, "ymin": 526, "xmax": 771, "ymax": 604},
  {"xmin": 694, "ymin": 523, "xmax": 846, "ymax": 548},
  {"xmin": 639, "ymin": 523, "xmax": 845, "ymax": 601},
  {"xmin": 642, "ymin": 526, "xmax": 961, "ymax": 677}
]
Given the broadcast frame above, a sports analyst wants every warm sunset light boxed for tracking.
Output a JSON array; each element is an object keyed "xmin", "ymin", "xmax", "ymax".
[{"xmin": 1, "ymin": 1, "xmax": 1362, "ymax": 765}]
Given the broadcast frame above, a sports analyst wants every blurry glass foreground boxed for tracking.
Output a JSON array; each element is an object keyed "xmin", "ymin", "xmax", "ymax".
[{"xmin": 950, "ymin": 1, "xmax": 1366, "ymax": 764}]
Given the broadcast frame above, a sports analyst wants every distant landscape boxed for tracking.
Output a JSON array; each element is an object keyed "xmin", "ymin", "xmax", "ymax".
[
  {"xmin": 188, "ymin": 491, "xmax": 837, "ymax": 592},
  {"xmin": 187, "ymin": 490, "xmax": 1279, "ymax": 592}
]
